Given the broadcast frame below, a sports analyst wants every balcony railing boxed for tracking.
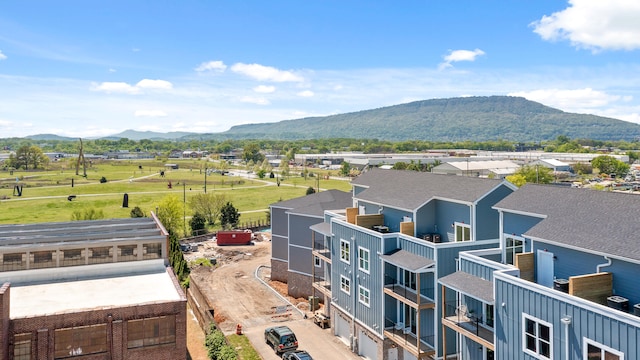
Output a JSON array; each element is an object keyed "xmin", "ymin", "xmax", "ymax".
[
  {"xmin": 312, "ymin": 274, "xmax": 331, "ymax": 296},
  {"xmin": 442, "ymin": 301, "xmax": 494, "ymax": 350},
  {"xmin": 383, "ymin": 317, "xmax": 436, "ymax": 358},
  {"xmin": 312, "ymin": 240, "xmax": 331, "ymax": 262},
  {"xmin": 384, "ymin": 275, "xmax": 435, "ymax": 309}
]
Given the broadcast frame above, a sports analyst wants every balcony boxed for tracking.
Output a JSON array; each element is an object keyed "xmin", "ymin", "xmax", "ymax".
[
  {"xmin": 312, "ymin": 240, "xmax": 331, "ymax": 264},
  {"xmin": 312, "ymin": 274, "xmax": 331, "ymax": 297},
  {"xmin": 384, "ymin": 275, "xmax": 435, "ymax": 310},
  {"xmin": 442, "ymin": 302, "xmax": 494, "ymax": 350},
  {"xmin": 383, "ymin": 318, "xmax": 435, "ymax": 359}
]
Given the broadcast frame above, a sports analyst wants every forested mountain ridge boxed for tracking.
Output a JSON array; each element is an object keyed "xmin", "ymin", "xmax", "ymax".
[{"xmin": 216, "ymin": 96, "xmax": 640, "ymax": 142}]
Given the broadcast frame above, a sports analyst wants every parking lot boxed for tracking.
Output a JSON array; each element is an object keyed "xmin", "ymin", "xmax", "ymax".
[{"xmin": 188, "ymin": 237, "xmax": 362, "ymax": 360}]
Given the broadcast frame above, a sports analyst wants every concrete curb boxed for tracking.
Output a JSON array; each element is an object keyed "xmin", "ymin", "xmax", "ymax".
[{"xmin": 254, "ymin": 265, "xmax": 306, "ymax": 318}]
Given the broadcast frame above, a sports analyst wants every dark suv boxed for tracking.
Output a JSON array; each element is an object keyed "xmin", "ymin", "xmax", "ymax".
[{"xmin": 264, "ymin": 326, "xmax": 298, "ymax": 354}]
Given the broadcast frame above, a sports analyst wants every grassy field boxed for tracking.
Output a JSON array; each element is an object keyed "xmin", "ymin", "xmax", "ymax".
[{"xmin": 0, "ymin": 159, "xmax": 351, "ymax": 230}]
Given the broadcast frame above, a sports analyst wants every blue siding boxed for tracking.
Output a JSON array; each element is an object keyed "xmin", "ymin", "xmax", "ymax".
[
  {"xmin": 331, "ymin": 220, "xmax": 385, "ymax": 336},
  {"xmin": 415, "ymin": 201, "xmax": 436, "ymax": 237},
  {"xmin": 353, "ymin": 184, "xmax": 367, "ymax": 197},
  {"xmin": 531, "ymin": 242, "xmax": 640, "ymax": 305},
  {"xmin": 434, "ymin": 200, "xmax": 470, "ymax": 243},
  {"xmin": 380, "ymin": 206, "xmax": 413, "ymax": 233},
  {"xmin": 288, "ymin": 214, "xmax": 320, "ymax": 247},
  {"xmin": 495, "ymin": 274, "xmax": 640, "ymax": 360},
  {"xmin": 476, "ymin": 184, "xmax": 513, "ymax": 240},
  {"xmin": 502, "ymin": 212, "xmax": 542, "ymax": 239},
  {"xmin": 460, "ymin": 256, "xmax": 502, "ymax": 282}
]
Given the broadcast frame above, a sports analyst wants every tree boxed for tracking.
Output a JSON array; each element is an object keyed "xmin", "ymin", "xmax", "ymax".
[
  {"xmin": 242, "ymin": 143, "xmax": 264, "ymax": 164},
  {"xmin": 157, "ymin": 195, "xmax": 184, "ymax": 235},
  {"xmin": 513, "ymin": 165, "xmax": 554, "ymax": 184},
  {"xmin": 190, "ymin": 212, "xmax": 207, "ymax": 236},
  {"xmin": 219, "ymin": 202, "xmax": 240, "ymax": 229},
  {"xmin": 279, "ymin": 159, "xmax": 290, "ymax": 178},
  {"xmin": 9, "ymin": 145, "xmax": 49, "ymax": 170},
  {"xmin": 340, "ymin": 161, "xmax": 350, "ymax": 177},
  {"xmin": 130, "ymin": 206, "xmax": 145, "ymax": 218},
  {"xmin": 505, "ymin": 173, "xmax": 527, "ymax": 187},
  {"xmin": 591, "ymin": 155, "xmax": 630, "ymax": 178},
  {"xmin": 189, "ymin": 193, "xmax": 227, "ymax": 225}
]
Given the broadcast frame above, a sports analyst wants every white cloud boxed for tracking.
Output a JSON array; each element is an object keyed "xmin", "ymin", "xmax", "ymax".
[
  {"xmin": 91, "ymin": 79, "xmax": 173, "ymax": 94},
  {"xmin": 231, "ymin": 63, "xmax": 304, "ymax": 82},
  {"xmin": 253, "ymin": 85, "xmax": 276, "ymax": 93},
  {"xmin": 195, "ymin": 60, "xmax": 227, "ymax": 72},
  {"xmin": 136, "ymin": 79, "xmax": 173, "ymax": 90},
  {"xmin": 91, "ymin": 82, "xmax": 140, "ymax": 94},
  {"xmin": 108, "ymin": 68, "xmax": 116, "ymax": 73},
  {"xmin": 0, "ymin": 51, "xmax": 6, "ymax": 60},
  {"xmin": 0, "ymin": 119, "xmax": 12, "ymax": 126},
  {"xmin": 508, "ymin": 88, "xmax": 623, "ymax": 113},
  {"xmin": 134, "ymin": 110, "xmax": 168, "ymax": 117},
  {"xmin": 439, "ymin": 49, "xmax": 485, "ymax": 70},
  {"xmin": 297, "ymin": 90, "xmax": 314, "ymax": 97},
  {"xmin": 532, "ymin": 0, "xmax": 640, "ymax": 51},
  {"xmin": 239, "ymin": 96, "xmax": 270, "ymax": 105}
]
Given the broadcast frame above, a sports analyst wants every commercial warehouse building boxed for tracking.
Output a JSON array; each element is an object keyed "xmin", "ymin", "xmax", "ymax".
[{"xmin": 0, "ymin": 216, "xmax": 187, "ymax": 360}]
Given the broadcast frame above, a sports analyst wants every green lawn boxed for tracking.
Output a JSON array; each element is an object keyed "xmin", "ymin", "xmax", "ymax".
[{"xmin": 0, "ymin": 159, "xmax": 351, "ymax": 229}]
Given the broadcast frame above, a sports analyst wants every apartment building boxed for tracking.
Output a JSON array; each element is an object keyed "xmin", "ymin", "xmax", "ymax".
[
  {"xmin": 440, "ymin": 184, "xmax": 640, "ymax": 359},
  {"xmin": 311, "ymin": 169, "xmax": 517, "ymax": 359},
  {"xmin": 270, "ymin": 189, "xmax": 352, "ymax": 299},
  {"xmin": 0, "ymin": 216, "xmax": 187, "ymax": 360}
]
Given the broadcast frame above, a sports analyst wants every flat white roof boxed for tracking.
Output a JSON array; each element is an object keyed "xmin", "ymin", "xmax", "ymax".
[{"xmin": 10, "ymin": 271, "xmax": 182, "ymax": 318}]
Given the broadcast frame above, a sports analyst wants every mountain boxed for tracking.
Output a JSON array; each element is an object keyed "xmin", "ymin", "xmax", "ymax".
[
  {"xmin": 102, "ymin": 130, "xmax": 196, "ymax": 141},
  {"xmin": 216, "ymin": 96, "xmax": 640, "ymax": 142},
  {"xmin": 26, "ymin": 134, "xmax": 77, "ymax": 141},
  {"xmin": 23, "ymin": 96, "xmax": 640, "ymax": 142}
]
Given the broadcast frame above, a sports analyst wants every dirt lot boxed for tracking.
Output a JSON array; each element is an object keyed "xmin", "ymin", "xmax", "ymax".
[{"xmin": 186, "ymin": 233, "xmax": 362, "ymax": 360}]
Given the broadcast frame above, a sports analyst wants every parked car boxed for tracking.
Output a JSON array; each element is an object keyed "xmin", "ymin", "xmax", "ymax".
[
  {"xmin": 265, "ymin": 326, "xmax": 298, "ymax": 355},
  {"xmin": 282, "ymin": 350, "xmax": 312, "ymax": 360}
]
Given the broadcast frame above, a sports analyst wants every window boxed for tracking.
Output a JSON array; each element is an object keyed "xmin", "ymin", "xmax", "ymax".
[
  {"xmin": 314, "ymin": 256, "xmax": 321, "ymax": 268},
  {"xmin": 485, "ymin": 304, "xmax": 494, "ymax": 328},
  {"xmin": 31, "ymin": 251, "xmax": 55, "ymax": 269},
  {"xmin": 523, "ymin": 314, "xmax": 552, "ymax": 359},
  {"xmin": 54, "ymin": 324, "xmax": 107, "ymax": 358},
  {"xmin": 89, "ymin": 247, "xmax": 112, "ymax": 264},
  {"xmin": 358, "ymin": 286, "xmax": 370, "ymax": 306},
  {"xmin": 143, "ymin": 243, "xmax": 162, "ymax": 259},
  {"xmin": 358, "ymin": 247, "xmax": 370, "ymax": 273},
  {"xmin": 584, "ymin": 338, "xmax": 623, "ymax": 360},
  {"xmin": 127, "ymin": 315, "xmax": 176, "ymax": 349},
  {"xmin": 455, "ymin": 222, "xmax": 471, "ymax": 242},
  {"xmin": 2, "ymin": 252, "xmax": 26, "ymax": 271},
  {"xmin": 505, "ymin": 235, "xmax": 524, "ymax": 264},
  {"xmin": 340, "ymin": 275, "xmax": 350, "ymax": 294},
  {"xmin": 61, "ymin": 249, "xmax": 84, "ymax": 267},
  {"xmin": 118, "ymin": 245, "xmax": 137, "ymax": 262},
  {"xmin": 340, "ymin": 239, "xmax": 350, "ymax": 264},
  {"xmin": 13, "ymin": 333, "xmax": 31, "ymax": 360}
]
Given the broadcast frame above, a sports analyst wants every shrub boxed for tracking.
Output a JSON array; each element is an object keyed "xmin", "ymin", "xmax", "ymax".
[
  {"xmin": 99, "ymin": 176, "xmax": 107, "ymax": 183},
  {"xmin": 190, "ymin": 212, "xmax": 207, "ymax": 236},
  {"xmin": 130, "ymin": 206, "xmax": 145, "ymax": 218}
]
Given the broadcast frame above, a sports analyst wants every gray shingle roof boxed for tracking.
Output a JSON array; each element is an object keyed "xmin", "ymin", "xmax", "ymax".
[
  {"xmin": 439, "ymin": 271, "xmax": 494, "ymax": 303},
  {"xmin": 270, "ymin": 189, "xmax": 352, "ymax": 217},
  {"xmin": 380, "ymin": 249, "xmax": 435, "ymax": 272},
  {"xmin": 494, "ymin": 184, "xmax": 640, "ymax": 262},
  {"xmin": 351, "ymin": 168, "xmax": 505, "ymax": 210}
]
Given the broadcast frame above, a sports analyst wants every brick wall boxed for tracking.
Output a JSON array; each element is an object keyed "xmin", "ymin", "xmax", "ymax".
[
  {"xmin": 270, "ymin": 259, "xmax": 288, "ymax": 282},
  {"xmin": 286, "ymin": 271, "xmax": 313, "ymax": 299}
]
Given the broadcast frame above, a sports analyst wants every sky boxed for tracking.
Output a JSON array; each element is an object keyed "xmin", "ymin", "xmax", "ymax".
[{"xmin": 1, "ymin": 0, "xmax": 640, "ymax": 139}]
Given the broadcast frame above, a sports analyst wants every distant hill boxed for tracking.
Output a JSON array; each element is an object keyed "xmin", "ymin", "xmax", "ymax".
[
  {"xmin": 26, "ymin": 134, "xmax": 77, "ymax": 141},
  {"xmin": 22, "ymin": 96, "xmax": 640, "ymax": 142},
  {"xmin": 101, "ymin": 130, "xmax": 195, "ymax": 141},
  {"xmin": 215, "ymin": 96, "xmax": 640, "ymax": 142}
]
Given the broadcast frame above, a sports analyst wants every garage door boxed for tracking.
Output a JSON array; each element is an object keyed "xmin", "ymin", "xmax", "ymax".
[
  {"xmin": 334, "ymin": 315, "xmax": 350, "ymax": 346},
  {"xmin": 358, "ymin": 331, "xmax": 378, "ymax": 360}
]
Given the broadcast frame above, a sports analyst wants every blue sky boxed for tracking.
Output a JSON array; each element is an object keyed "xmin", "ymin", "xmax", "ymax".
[{"xmin": 1, "ymin": 0, "xmax": 640, "ymax": 138}]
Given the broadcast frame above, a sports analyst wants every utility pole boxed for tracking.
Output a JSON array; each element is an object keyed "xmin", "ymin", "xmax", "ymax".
[
  {"xmin": 204, "ymin": 167, "xmax": 207, "ymax": 193},
  {"xmin": 183, "ymin": 182, "xmax": 186, "ymax": 236}
]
